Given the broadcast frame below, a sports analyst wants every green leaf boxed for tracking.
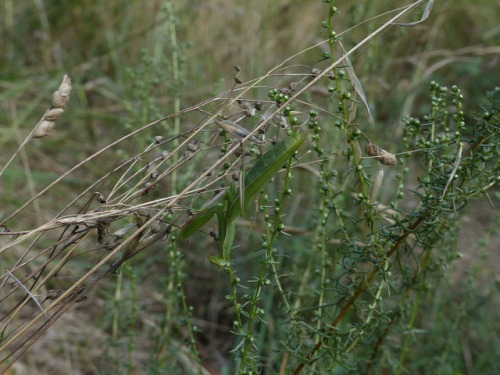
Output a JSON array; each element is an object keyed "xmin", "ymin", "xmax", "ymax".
[
  {"xmin": 216, "ymin": 207, "xmax": 227, "ymax": 243},
  {"xmin": 179, "ymin": 132, "xmax": 305, "ymax": 239},
  {"xmin": 207, "ymin": 255, "xmax": 231, "ymax": 268},
  {"xmin": 179, "ymin": 204, "xmax": 222, "ymax": 239},
  {"xmin": 222, "ymin": 220, "xmax": 236, "ymax": 259},
  {"xmin": 227, "ymin": 132, "xmax": 306, "ymax": 221}
]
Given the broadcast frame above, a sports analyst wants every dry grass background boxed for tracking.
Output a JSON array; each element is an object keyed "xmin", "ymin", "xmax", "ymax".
[{"xmin": 1, "ymin": 1, "xmax": 499, "ymax": 374}]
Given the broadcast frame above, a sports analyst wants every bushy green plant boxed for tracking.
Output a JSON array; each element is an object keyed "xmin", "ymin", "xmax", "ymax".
[{"xmin": 1, "ymin": 1, "xmax": 498, "ymax": 375}]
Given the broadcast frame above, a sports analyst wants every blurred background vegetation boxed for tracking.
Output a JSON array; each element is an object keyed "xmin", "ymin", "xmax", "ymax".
[{"xmin": 0, "ymin": 1, "xmax": 499, "ymax": 374}]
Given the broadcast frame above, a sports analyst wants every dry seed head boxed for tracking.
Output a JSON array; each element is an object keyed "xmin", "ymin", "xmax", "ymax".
[
  {"xmin": 187, "ymin": 141, "xmax": 198, "ymax": 152},
  {"xmin": 51, "ymin": 74, "xmax": 72, "ymax": 109},
  {"xmin": 150, "ymin": 220, "xmax": 162, "ymax": 234},
  {"xmin": 96, "ymin": 193, "xmax": 107, "ymax": 204},
  {"xmin": 44, "ymin": 108, "xmax": 64, "ymax": 122},
  {"xmin": 365, "ymin": 141, "xmax": 397, "ymax": 166},
  {"xmin": 47, "ymin": 289, "xmax": 64, "ymax": 300},
  {"xmin": 143, "ymin": 181, "xmax": 154, "ymax": 194},
  {"xmin": 365, "ymin": 141, "xmax": 380, "ymax": 157},
  {"xmin": 239, "ymin": 100, "xmax": 252, "ymax": 110},
  {"xmin": 378, "ymin": 150, "xmax": 397, "ymax": 166},
  {"xmin": 150, "ymin": 170, "xmax": 159, "ymax": 179},
  {"xmin": 33, "ymin": 74, "xmax": 72, "ymax": 139},
  {"xmin": 33, "ymin": 120, "xmax": 55, "ymax": 138},
  {"xmin": 246, "ymin": 108, "xmax": 256, "ymax": 117},
  {"xmin": 310, "ymin": 68, "xmax": 321, "ymax": 77}
]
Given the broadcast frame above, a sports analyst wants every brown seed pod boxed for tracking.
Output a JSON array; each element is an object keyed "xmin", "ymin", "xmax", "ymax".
[
  {"xmin": 44, "ymin": 108, "xmax": 64, "ymax": 122},
  {"xmin": 365, "ymin": 141, "xmax": 397, "ymax": 166},
  {"xmin": 33, "ymin": 120, "xmax": 55, "ymax": 138},
  {"xmin": 378, "ymin": 150, "xmax": 397, "ymax": 166},
  {"xmin": 365, "ymin": 141, "xmax": 380, "ymax": 157},
  {"xmin": 31, "ymin": 75, "xmax": 71, "ymax": 140},
  {"xmin": 51, "ymin": 74, "xmax": 72, "ymax": 108}
]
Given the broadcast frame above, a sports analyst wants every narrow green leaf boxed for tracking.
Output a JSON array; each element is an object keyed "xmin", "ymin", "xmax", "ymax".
[
  {"xmin": 227, "ymin": 132, "xmax": 306, "ymax": 221},
  {"xmin": 222, "ymin": 220, "xmax": 236, "ymax": 259},
  {"xmin": 239, "ymin": 168, "xmax": 245, "ymax": 218},
  {"xmin": 179, "ymin": 204, "xmax": 221, "ymax": 239},
  {"xmin": 216, "ymin": 208, "xmax": 227, "ymax": 243},
  {"xmin": 207, "ymin": 256, "xmax": 230, "ymax": 268}
]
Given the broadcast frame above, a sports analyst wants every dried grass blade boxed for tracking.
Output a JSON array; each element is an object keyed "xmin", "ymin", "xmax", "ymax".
[
  {"xmin": 340, "ymin": 42, "xmax": 374, "ymax": 124},
  {"xmin": 393, "ymin": 0, "xmax": 434, "ymax": 27},
  {"xmin": 6, "ymin": 269, "xmax": 48, "ymax": 320}
]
